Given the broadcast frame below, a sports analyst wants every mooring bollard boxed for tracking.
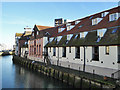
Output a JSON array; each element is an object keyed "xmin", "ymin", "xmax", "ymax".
[
  {"xmin": 89, "ymin": 80, "xmax": 91, "ymax": 90},
  {"xmin": 53, "ymin": 69, "xmax": 55, "ymax": 78},
  {"xmin": 67, "ymin": 73, "xmax": 69, "ymax": 85},
  {"xmin": 100, "ymin": 82, "xmax": 103, "ymax": 89},
  {"xmin": 73, "ymin": 76, "xmax": 75, "ymax": 87},
  {"xmin": 49, "ymin": 68, "xmax": 51, "ymax": 77},
  {"xmin": 58, "ymin": 71, "xmax": 59, "ymax": 80},
  {"xmin": 62, "ymin": 72, "xmax": 63, "ymax": 83},
  {"xmin": 80, "ymin": 78, "xmax": 83, "ymax": 88}
]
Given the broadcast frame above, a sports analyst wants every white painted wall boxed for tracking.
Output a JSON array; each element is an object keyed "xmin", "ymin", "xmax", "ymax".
[
  {"xmin": 21, "ymin": 48, "xmax": 28, "ymax": 58},
  {"xmin": 47, "ymin": 46, "xmax": 119, "ymax": 77}
]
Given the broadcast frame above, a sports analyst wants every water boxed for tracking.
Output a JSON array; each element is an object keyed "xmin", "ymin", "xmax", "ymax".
[{"xmin": 1, "ymin": 55, "xmax": 70, "ymax": 88}]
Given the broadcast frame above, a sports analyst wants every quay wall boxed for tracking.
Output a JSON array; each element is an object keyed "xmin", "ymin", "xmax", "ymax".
[{"xmin": 12, "ymin": 55, "xmax": 118, "ymax": 89}]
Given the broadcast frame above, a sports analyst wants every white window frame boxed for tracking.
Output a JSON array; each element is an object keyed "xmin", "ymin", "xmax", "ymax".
[{"xmin": 109, "ymin": 13, "xmax": 118, "ymax": 21}]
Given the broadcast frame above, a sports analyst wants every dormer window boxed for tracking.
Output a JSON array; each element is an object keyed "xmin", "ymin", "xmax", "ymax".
[
  {"xmin": 75, "ymin": 20, "xmax": 81, "ymax": 25},
  {"xmin": 97, "ymin": 28, "xmax": 107, "ymax": 38},
  {"xmin": 58, "ymin": 28, "xmax": 61, "ymax": 32},
  {"xmin": 80, "ymin": 32, "xmax": 88, "ymax": 38},
  {"xmin": 37, "ymin": 31, "xmax": 39, "ymax": 35},
  {"xmin": 96, "ymin": 28, "xmax": 107, "ymax": 42},
  {"xmin": 67, "ymin": 25, "xmax": 70, "ymax": 31},
  {"xmin": 67, "ymin": 34, "xmax": 73, "ymax": 41},
  {"xmin": 109, "ymin": 13, "xmax": 118, "ymax": 21},
  {"xmin": 92, "ymin": 18, "xmax": 102, "ymax": 25},
  {"xmin": 67, "ymin": 25, "xmax": 74, "ymax": 31},
  {"xmin": 49, "ymin": 37, "xmax": 54, "ymax": 42},
  {"xmin": 57, "ymin": 36, "xmax": 62, "ymax": 42},
  {"xmin": 101, "ymin": 12, "xmax": 109, "ymax": 17},
  {"xmin": 58, "ymin": 27, "xmax": 65, "ymax": 33}
]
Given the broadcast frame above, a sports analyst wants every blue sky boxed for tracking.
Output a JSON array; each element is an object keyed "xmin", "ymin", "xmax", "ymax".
[{"xmin": 1, "ymin": 2, "xmax": 118, "ymax": 49}]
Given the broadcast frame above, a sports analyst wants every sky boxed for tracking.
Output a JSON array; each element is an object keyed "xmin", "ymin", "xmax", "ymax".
[{"xmin": 1, "ymin": 1, "xmax": 119, "ymax": 50}]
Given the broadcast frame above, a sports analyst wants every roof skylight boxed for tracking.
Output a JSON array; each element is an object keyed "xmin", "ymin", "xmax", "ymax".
[{"xmin": 111, "ymin": 28, "xmax": 117, "ymax": 34}]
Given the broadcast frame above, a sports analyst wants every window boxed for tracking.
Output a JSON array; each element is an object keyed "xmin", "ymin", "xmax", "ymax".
[
  {"xmin": 97, "ymin": 28, "xmax": 107, "ymax": 42},
  {"xmin": 92, "ymin": 46, "xmax": 99, "ymax": 61},
  {"xmin": 75, "ymin": 47, "xmax": 80, "ymax": 59},
  {"xmin": 101, "ymin": 12, "xmax": 109, "ymax": 17},
  {"xmin": 80, "ymin": 32, "xmax": 88, "ymax": 38},
  {"xmin": 39, "ymin": 45, "xmax": 41, "ymax": 55},
  {"xmin": 92, "ymin": 18, "xmax": 102, "ymax": 25},
  {"xmin": 67, "ymin": 34, "xmax": 73, "ymax": 41},
  {"xmin": 57, "ymin": 36, "xmax": 62, "ymax": 42},
  {"xmin": 109, "ymin": 13, "xmax": 118, "ymax": 21},
  {"xmin": 50, "ymin": 47, "xmax": 51, "ymax": 52},
  {"xmin": 37, "ymin": 45, "xmax": 38, "ymax": 54},
  {"xmin": 106, "ymin": 46, "xmax": 109, "ymax": 55},
  {"xmin": 50, "ymin": 37, "xmax": 54, "ymax": 42},
  {"xmin": 75, "ymin": 20, "xmax": 81, "ymax": 24},
  {"xmin": 92, "ymin": 18, "xmax": 97, "ymax": 25},
  {"xmin": 118, "ymin": 46, "xmax": 120, "ymax": 63},
  {"xmin": 67, "ymin": 25, "xmax": 70, "ymax": 31},
  {"xmin": 53, "ymin": 47, "xmax": 56, "ymax": 56},
  {"xmin": 32, "ymin": 33, "xmax": 34, "ymax": 36},
  {"xmin": 69, "ymin": 47, "xmax": 71, "ymax": 53},
  {"xmin": 58, "ymin": 28, "xmax": 61, "ymax": 32},
  {"xmin": 62, "ymin": 47, "xmax": 66, "ymax": 57},
  {"xmin": 37, "ymin": 31, "xmax": 39, "ymax": 35}
]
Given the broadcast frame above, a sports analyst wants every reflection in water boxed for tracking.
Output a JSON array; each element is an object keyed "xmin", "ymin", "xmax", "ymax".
[
  {"xmin": 2, "ymin": 55, "xmax": 70, "ymax": 88},
  {"xmin": 0, "ymin": 56, "xmax": 2, "ymax": 89}
]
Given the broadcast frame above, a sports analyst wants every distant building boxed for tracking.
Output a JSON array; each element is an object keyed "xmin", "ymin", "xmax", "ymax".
[
  {"xmin": 54, "ymin": 18, "xmax": 68, "ymax": 27},
  {"xmin": 28, "ymin": 25, "xmax": 53, "ymax": 60},
  {"xmin": 19, "ymin": 28, "xmax": 32, "ymax": 58},
  {"xmin": 15, "ymin": 33, "xmax": 23, "ymax": 55}
]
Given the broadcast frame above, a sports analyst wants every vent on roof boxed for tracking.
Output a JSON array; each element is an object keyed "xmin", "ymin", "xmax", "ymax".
[{"xmin": 111, "ymin": 28, "xmax": 117, "ymax": 34}]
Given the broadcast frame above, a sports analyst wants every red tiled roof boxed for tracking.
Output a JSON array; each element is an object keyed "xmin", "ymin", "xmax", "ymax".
[{"xmin": 36, "ymin": 25, "xmax": 52, "ymax": 31}]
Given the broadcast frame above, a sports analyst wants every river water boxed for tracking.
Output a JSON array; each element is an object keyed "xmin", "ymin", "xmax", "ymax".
[{"xmin": 1, "ymin": 55, "xmax": 70, "ymax": 89}]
